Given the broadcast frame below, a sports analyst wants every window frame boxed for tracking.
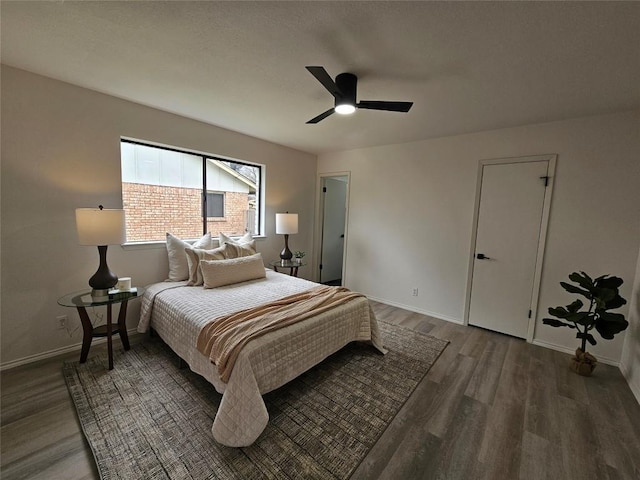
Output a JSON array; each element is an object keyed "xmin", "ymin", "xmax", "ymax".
[{"xmin": 120, "ymin": 138, "xmax": 264, "ymax": 242}]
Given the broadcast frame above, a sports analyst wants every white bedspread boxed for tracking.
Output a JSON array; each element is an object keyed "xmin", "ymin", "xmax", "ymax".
[{"xmin": 137, "ymin": 270, "xmax": 385, "ymax": 446}]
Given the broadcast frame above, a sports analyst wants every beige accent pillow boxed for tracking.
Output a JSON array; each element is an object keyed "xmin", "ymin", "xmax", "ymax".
[
  {"xmin": 166, "ymin": 232, "xmax": 212, "ymax": 281},
  {"xmin": 222, "ymin": 242, "xmax": 257, "ymax": 259},
  {"xmin": 201, "ymin": 253, "xmax": 266, "ymax": 288},
  {"xmin": 185, "ymin": 245, "xmax": 226, "ymax": 286}
]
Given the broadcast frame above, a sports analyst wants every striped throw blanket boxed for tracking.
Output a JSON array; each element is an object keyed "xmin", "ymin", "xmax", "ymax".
[{"xmin": 196, "ymin": 285, "xmax": 364, "ymax": 383}]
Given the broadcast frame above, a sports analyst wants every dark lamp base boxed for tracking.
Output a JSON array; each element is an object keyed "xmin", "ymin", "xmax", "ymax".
[
  {"xmin": 88, "ymin": 245, "xmax": 118, "ymax": 292},
  {"xmin": 280, "ymin": 234, "xmax": 293, "ymax": 260}
]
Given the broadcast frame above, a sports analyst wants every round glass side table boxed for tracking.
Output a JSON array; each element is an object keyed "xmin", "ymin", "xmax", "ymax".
[
  {"xmin": 268, "ymin": 259, "xmax": 306, "ymax": 277},
  {"xmin": 57, "ymin": 287, "xmax": 145, "ymax": 370}
]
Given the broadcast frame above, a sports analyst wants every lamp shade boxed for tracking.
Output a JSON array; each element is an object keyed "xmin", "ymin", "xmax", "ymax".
[
  {"xmin": 76, "ymin": 208, "xmax": 126, "ymax": 246},
  {"xmin": 275, "ymin": 213, "xmax": 298, "ymax": 235}
]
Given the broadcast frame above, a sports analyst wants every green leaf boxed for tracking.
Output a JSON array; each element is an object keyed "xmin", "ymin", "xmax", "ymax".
[
  {"xmin": 594, "ymin": 297, "xmax": 607, "ymax": 311},
  {"xmin": 593, "ymin": 287, "xmax": 616, "ymax": 303},
  {"xmin": 593, "ymin": 274, "xmax": 608, "ymax": 283},
  {"xmin": 548, "ymin": 306, "xmax": 569, "ymax": 319},
  {"xmin": 595, "ymin": 312, "xmax": 629, "ymax": 339},
  {"xmin": 580, "ymin": 271, "xmax": 593, "ymax": 283},
  {"xmin": 596, "ymin": 276, "xmax": 624, "ymax": 290},
  {"xmin": 566, "ymin": 311, "xmax": 592, "ymax": 326},
  {"xmin": 605, "ymin": 294, "xmax": 627, "ymax": 310},
  {"xmin": 560, "ymin": 282, "xmax": 592, "ymax": 299},
  {"xmin": 543, "ymin": 318, "xmax": 576, "ymax": 329},
  {"xmin": 566, "ymin": 299, "xmax": 584, "ymax": 313},
  {"xmin": 569, "ymin": 272, "xmax": 594, "ymax": 289}
]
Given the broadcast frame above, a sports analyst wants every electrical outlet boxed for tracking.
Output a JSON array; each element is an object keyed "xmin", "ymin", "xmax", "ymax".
[
  {"xmin": 56, "ymin": 315, "xmax": 67, "ymax": 330},
  {"xmin": 412, "ymin": 288, "xmax": 419, "ymax": 297}
]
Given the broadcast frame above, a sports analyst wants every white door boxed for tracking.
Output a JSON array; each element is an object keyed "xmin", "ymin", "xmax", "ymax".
[
  {"xmin": 320, "ymin": 176, "xmax": 347, "ymax": 284},
  {"xmin": 468, "ymin": 160, "xmax": 550, "ymax": 338}
]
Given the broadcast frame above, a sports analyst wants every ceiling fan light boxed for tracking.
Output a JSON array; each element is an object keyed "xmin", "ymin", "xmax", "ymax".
[{"xmin": 335, "ymin": 104, "xmax": 356, "ymax": 115}]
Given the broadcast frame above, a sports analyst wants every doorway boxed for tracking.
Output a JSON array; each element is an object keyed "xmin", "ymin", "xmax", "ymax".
[
  {"xmin": 466, "ymin": 155, "xmax": 556, "ymax": 341},
  {"xmin": 318, "ymin": 174, "xmax": 349, "ymax": 285}
]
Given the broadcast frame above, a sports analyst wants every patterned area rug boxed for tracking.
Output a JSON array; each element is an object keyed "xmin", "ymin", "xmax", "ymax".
[{"xmin": 63, "ymin": 321, "xmax": 448, "ymax": 479}]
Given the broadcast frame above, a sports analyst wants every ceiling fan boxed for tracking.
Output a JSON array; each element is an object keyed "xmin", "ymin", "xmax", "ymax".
[{"xmin": 305, "ymin": 66, "xmax": 413, "ymax": 124}]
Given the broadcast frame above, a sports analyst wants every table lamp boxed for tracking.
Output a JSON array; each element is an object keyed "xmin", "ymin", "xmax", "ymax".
[
  {"xmin": 76, "ymin": 205, "xmax": 126, "ymax": 298},
  {"xmin": 275, "ymin": 213, "xmax": 298, "ymax": 260}
]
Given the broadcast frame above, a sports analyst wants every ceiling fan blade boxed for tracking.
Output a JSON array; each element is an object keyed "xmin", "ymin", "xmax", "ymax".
[
  {"xmin": 357, "ymin": 101, "xmax": 413, "ymax": 112},
  {"xmin": 306, "ymin": 108, "xmax": 335, "ymax": 124},
  {"xmin": 306, "ymin": 66, "xmax": 342, "ymax": 98}
]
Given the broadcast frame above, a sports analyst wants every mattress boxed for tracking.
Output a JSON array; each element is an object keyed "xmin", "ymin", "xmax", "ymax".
[{"xmin": 137, "ymin": 270, "xmax": 385, "ymax": 446}]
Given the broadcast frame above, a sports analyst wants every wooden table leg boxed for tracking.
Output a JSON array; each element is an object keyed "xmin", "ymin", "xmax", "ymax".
[
  {"xmin": 76, "ymin": 307, "xmax": 93, "ymax": 363},
  {"xmin": 106, "ymin": 304, "xmax": 113, "ymax": 370},
  {"xmin": 118, "ymin": 300, "xmax": 130, "ymax": 351}
]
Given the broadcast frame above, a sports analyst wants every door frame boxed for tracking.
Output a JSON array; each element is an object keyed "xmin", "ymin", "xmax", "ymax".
[
  {"xmin": 463, "ymin": 154, "xmax": 557, "ymax": 342},
  {"xmin": 314, "ymin": 171, "xmax": 351, "ymax": 285}
]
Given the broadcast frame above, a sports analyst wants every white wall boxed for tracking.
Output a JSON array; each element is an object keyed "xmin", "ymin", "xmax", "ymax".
[
  {"xmin": 1, "ymin": 66, "xmax": 317, "ymax": 367},
  {"xmin": 318, "ymin": 110, "xmax": 640, "ymax": 364},
  {"xmin": 622, "ymin": 245, "xmax": 640, "ymax": 402}
]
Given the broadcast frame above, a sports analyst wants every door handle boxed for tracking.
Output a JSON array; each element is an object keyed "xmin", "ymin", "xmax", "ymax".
[{"xmin": 476, "ymin": 253, "xmax": 491, "ymax": 260}]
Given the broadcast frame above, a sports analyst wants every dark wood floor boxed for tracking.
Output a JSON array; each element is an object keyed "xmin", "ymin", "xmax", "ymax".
[{"xmin": 2, "ymin": 301, "xmax": 639, "ymax": 479}]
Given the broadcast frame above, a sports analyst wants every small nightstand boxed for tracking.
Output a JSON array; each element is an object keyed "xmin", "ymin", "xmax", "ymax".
[
  {"xmin": 57, "ymin": 287, "xmax": 145, "ymax": 370},
  {"xmin": 269, "ymin": 259, "xmax": 306, "ymax": 277}
]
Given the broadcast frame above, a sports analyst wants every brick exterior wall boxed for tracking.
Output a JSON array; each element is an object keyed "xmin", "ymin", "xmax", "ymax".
[
  {"xmin": 206, "ymin": 191, "xmax": 248, "ymax": 238},
  {"xmin": 123, "ymin": 183, "xmax": 250, "ymax": 242}
]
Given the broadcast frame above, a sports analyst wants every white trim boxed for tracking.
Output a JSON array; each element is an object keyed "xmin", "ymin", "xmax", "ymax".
[
  {"xmin": 620, "ymin": 359, "xmax": 640, "ymax": 404},
  {"xmin": 0, "ymin": 328, "xmax": 141, "ymax": 371},
  {"xmin": 463, "ymin": 154, "xmax": 557, "ymax": 344},
  {"xmin": 532, "ymin": 339, "xmax": 620, "ymax": 367},
  {"xmin": 527, "ymin": 155, "xmax": 557, "ymax": 341},
  {"xmin": 121, "ymin": 241, "xmax": 165, "ymax": 250},
  {"xmin": 367, "ymin": 295, "xmax": 464, "ymax": 325}
]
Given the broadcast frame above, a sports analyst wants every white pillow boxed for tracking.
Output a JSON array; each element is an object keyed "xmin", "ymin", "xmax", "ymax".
[
  {"xmin": 219, "ymin": 231, "xmax": 254, "ymax": 245},
  {"xmin": 166, "ymin": 232, "xmax": 212, "ymax": 281},
  {"xmin": 201, "ymin": 253, "xmax": 266, "ymax": 288},
  {"xmin": 185, "ymin": 245, "xmax": 226, "ymax": 286},
  {"xmin": 218, "ymin": 232, "xmax": 256, "ymax": 258}
]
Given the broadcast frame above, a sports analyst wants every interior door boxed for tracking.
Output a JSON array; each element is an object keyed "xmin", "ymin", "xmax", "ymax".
[
  {"xmin": 468, "ymin": 160, "xmax": 549, "ymax": 338},
  {"xmin": 320, "ymin": 176, "xmax": 347, "ymax": 284}
]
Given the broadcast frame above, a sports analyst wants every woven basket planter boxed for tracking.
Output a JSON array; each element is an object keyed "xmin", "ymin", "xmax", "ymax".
[{"xmin": 569, "ymin": 348, "xmax": 597, "ymax": 376}]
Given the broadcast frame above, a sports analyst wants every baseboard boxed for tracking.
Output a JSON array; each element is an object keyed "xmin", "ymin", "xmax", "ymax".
[
  {"xmin": 0, "ymin": 328, "xmax": 141, "ymax": 371},
  {"xmin": 532, "ymin": 339, "xmax": 620, "ymax": 367},
  {"xmin": 620, "ymin": 359, "xmax": 640, "ymax": 404},
  {"xmin": 366, "ymin": 297, "xmax": 626, "ymax": 369},
  {"xmin": 366, "ymin": 295, "xmax": 463, "ymax": 325}
]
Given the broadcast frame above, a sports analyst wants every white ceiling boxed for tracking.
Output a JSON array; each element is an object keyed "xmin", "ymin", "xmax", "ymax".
[{"xmin": 2, "ymin": 1, "xmax": 639, "ymax": 155}]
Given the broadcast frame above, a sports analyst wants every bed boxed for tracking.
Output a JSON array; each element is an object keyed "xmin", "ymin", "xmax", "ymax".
[{"xmin": 137, "ymin": 266, "xmax": 385, "ymax": 447}]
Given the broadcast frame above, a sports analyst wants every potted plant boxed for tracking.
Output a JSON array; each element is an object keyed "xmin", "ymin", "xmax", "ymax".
[
  {"xmin": 543, "ymin": 271, "xmax": 628, "ymax": 376},
  {"xmin": 293, "ymin": 251, "xmax": 306, "ymax": 264}
]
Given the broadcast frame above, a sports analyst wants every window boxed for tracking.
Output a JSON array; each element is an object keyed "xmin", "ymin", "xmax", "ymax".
[
  {"xmin": 206, "ymin": 192, "xmax": 224, "ymax": 218},
  {"xmin": 120, "ymin": 139, "xmax": 263, "ymax": 242}
]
